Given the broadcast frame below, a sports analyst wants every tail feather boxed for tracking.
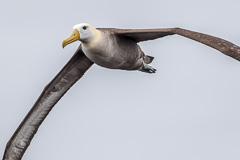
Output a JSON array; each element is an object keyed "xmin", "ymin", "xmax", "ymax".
[{"xmin": 143, "ymin": 55, "xmax": 154, "ymax": 64}]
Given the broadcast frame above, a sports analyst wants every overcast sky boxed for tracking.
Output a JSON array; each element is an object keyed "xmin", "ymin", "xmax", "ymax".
[{"xmin": 1, "ymin": 0, "xmax": 240, "ymax": 160}]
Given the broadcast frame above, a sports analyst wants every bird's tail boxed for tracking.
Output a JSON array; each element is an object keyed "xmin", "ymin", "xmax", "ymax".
[{"xmin": 143, "ymin": 55, "xmax": 154, "ymax": 64}]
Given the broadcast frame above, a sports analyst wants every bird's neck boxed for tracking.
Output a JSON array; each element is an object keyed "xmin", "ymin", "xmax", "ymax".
[{"xmin": 82, "ymin": 29, "xmax": 103, "ymax": 48}]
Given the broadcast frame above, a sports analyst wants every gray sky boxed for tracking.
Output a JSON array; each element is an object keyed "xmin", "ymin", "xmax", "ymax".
[{"xmin": 1, "ymin": 0, "xmax": 240, "ymax": 159}]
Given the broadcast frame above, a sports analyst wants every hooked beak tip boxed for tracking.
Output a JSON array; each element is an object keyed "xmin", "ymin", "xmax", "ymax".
[{"xmin": 61, "ymin": 29, "xmax": 80, "ymax": 49}]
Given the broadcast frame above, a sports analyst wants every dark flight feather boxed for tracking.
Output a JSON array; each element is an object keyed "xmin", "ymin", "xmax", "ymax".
[{"xmin": 3, "ymin": 46, "xmax": 93, "ymax": 160}]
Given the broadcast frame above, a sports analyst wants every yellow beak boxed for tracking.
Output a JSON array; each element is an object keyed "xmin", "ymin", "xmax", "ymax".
[{"xmin": 62, "ymin": 29, "xmax": 80, "ymax": 48}]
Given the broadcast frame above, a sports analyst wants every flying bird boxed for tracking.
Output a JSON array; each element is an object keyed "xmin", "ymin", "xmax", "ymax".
[{"xmin": 3, "ymin": 23, "xmax": 240, "ymax": 160}]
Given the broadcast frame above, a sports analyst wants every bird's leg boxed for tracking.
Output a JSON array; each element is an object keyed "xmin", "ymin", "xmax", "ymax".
[{"xmin": 139, "ymin": 61, "xmax": 157, "ymax": 73}]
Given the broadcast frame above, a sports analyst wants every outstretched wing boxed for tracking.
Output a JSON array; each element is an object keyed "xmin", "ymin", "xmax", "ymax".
[
  {"xmin": 3, "ymin": 45, "xmax": 93, "ymax": 160},
  {"xmin": 100, "ymin": 27, "xmax": 240, "ymax": 61}
]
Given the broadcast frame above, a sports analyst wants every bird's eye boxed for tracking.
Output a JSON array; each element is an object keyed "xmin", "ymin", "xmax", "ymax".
[{"xmin": 83, "ymin": 26, "xmax": 87, "ymax": 30}]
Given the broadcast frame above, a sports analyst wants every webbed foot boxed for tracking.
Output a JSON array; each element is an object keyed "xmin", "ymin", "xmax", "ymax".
[{"xmin": 139, "ymin": 62, "xmax": 157, "ymax": 73}]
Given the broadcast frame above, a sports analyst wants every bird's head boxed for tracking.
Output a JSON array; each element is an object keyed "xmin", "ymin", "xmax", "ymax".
[{"xmin": 62, "ymin": 23, "xmax": 98, "ymax": 48}]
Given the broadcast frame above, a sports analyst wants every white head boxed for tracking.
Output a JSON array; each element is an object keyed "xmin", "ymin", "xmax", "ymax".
[
  {"xmin": 62, "ymin": 23, "xmax": 98, "ymax": 48},
  {"xmin": 73, "ymin": 23, "xmax": 96, "ymax": 43}
]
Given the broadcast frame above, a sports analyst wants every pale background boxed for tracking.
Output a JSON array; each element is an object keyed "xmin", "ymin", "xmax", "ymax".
[{"xmin": 1, "ymin": 0, "xmax": 240, "ymax": 160}]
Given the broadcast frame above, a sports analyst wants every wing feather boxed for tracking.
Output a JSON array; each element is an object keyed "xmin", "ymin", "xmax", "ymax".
[
  {"xmin": 173, "ymin": 28, "xmax": 240, "ymax": 61},
  {"xmin": 3, "ymin": 46, "xmax": 93, "ymax": 160},
  {"xmin": 99, "ymin": 27, "xmax": 240, "ymax": 61},
  {"xmin": 98, "ymin": 28, "xmax": 175, "ymax": 42}
]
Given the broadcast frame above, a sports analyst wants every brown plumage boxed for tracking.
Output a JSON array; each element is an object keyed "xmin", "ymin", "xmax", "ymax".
[{"xmin": 3, "ymin": 24, "xmax": 240, "ymax": 160}]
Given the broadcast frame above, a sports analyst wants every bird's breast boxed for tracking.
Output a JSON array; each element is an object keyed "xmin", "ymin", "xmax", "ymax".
[
  {"xmin": 81, "ymin": 34, "xmax": 141, "ymax": 69},
  {"xmin": 82, "ymin": 43, "xmax": 118, "ymax": 68}
]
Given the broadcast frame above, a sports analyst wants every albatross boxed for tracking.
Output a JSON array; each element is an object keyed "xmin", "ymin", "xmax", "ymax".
[{"xmin": 3, "ymin": 23, "xmax": 240, "ymax": 160}]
